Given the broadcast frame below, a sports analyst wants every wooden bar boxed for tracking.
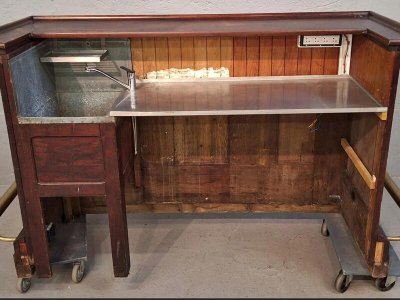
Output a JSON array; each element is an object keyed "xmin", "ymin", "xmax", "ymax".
[
  {"xmin": 1, "ymin": 12, "xmax": 400, "ymax": 287},
  {"xmin": 341, "ymin": 138, "xmax": 376, "ymax": 190}
]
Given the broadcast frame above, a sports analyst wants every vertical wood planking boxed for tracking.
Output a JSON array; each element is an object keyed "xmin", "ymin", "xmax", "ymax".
[
  {"xmin": 278, "ymin": 115, "xmax": 315, "ymax": 163},
  {"xmin": 246, "ymin": 37, "xmax": 260, "ymax": 76},
  {"xmin": 221, "ymin": 37, "xmax": 234, "ymax": 75},
  {"xmin": 284, "ymin": 36, "xmax": 298, "ymax": 75},
  {"xmin": 259, "ymin": 37, "xmax": 272, "ymax": 76},
  {"xmin": 229, "ymin": 115, "xmax": 278, "ymax": 165},
  {"xmin": 174, "ymin": 116, "xmax": 227, "ymax": 164},
  {"xmin": 233, "ymin": 37, "xmax": 247, "ymax": 76},
  {"xmin": 194, "ymin": 37, "xmax": 207, "ymax": 70},
  {"xmin": 131, "ymin": 38, "xmax": 144, "ymax": 78},
  {"xmin": 206, "ymin": 37, "xmax": 221, "ymax": 69},
  {"xmin": 132, "ymin": 35, "xmax": 343, "ymax": 211},
  {"xmin": 168, "ymin": 37, "xmax": 182, "ymax": 69},
  {"xmin": 181, "ymin": 37, "xmax": 195, "ymax": 70},
  {"xmin": 324, "ymin": 47, "xmax": 340, "ymax": 74},
  {"xmin": 139, "ymin": 117, "xmax": 174, "ymax": 163},
  {"xmin": 297, "ymin": 48, "xmax": 312, "ymax": 75},
  {"xmin": 141, "ymin": 37, "xmax": 156, "ymax": 77},
  {"xmin": 154, "ymin": 37, "xmax": 169, "ymax": 76},
  {"xmin": 271, "ymin": 37, "xmax": 285, "ymax": 75},
  {"xmin": 311, "ymin": 48, "xmax": 325, "ymax": 74}
]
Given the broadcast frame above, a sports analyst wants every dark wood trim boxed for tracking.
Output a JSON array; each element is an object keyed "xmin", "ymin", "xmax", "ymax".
[
  {"xmin": 0, "ymin": 60, "xmax": 35, "ymax": 276},
  {"xmin": 32, "ymin": 11, "xmax": 370, "ymax": 21},
  {"xmin": 367, "ymin": 51, "xmax": 400, "ymax": 277},
  {"xmin": 37, "ymin": 183, "xmax": 106, "ymax": 197},
  {"xmin": 1, "ymin": 11, "xmax": 400, "ymax": 51},
  {"xmin": 100, "ymin": 123, "xmax": 130, "ymax": 277},
  {"xmin": 82, "ymin": 202, "xmax": 340, "ymax": 214}
]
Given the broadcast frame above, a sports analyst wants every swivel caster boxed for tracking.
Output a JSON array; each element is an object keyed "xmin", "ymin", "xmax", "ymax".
[
  {"xmin": 375, "ymin": 276, "xmax": 396, "ymax": 292},
  {"xmin": 321, "ymin": 219, "xmax": 329, "ymax": 237},
  {"xmin": 72, "ymin": 261, "xmax": 85, "ymax": 283},
  {"xmin": 16, "ymin": 277, "xmax": 31, "ymax": 293},
  {"xmin": 334, "ymin": 270, "xmax": 353, "ymax": 293}
]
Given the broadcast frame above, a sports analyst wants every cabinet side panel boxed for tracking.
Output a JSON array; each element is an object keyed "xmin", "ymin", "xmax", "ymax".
[{"xmin": 345, "ymin": 34, "xmax": 400, "ymax": 278}]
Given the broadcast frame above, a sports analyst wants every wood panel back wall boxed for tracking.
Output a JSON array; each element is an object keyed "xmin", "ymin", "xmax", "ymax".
[{"xmin": 123, "ymin": 36, "xmax": 345, "ymax": 211}]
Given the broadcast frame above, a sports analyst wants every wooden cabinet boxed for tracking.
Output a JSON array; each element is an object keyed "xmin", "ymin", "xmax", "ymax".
[{"xmin": 0, "ymin": 11, "xmax": 399, "ymax": 289}]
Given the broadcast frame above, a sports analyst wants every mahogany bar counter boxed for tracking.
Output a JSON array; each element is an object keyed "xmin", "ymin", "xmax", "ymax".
[{"xmin": 0, "ymin": 11, "xmax": 400, "ymax": 293}]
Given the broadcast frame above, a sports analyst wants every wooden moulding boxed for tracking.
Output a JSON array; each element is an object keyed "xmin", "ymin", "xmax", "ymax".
[
  {"xmin": 341, "ymin": 138, "xmax": 376, "ymax": 190},
  {"xmin": 81, "ymin": 203, "xmax": 340, "ymax": 214},
  {"xmin": 375, "ymin": 112, "xmax": 388, "ymax": 121}
]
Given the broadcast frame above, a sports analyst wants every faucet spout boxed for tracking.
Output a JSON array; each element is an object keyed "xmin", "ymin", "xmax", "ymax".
[{"xmin": 85, "ymin": 66, "xmax": 135, "ymax": 91}]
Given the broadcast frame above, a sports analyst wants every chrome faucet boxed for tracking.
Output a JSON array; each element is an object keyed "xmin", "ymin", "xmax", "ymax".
[{"xmin": 85, "ymin": 66, "xmax": 136, "ymax": 91}]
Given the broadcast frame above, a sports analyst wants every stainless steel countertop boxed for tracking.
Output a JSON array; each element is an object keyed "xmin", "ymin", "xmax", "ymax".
[{"xmin": 109, "ymin": 75, "xmax": 386, "ymax": 117}]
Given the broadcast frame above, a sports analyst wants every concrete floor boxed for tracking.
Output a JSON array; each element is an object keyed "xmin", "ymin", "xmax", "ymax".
[{"xmin": 1, "ymin": 193, "xmax": 400, "ymax": 298}]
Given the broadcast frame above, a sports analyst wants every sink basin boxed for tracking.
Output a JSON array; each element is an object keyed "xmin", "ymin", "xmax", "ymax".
[{"xmin": 17, "ymin": 91, "xmax": 121, "ymax": 124}]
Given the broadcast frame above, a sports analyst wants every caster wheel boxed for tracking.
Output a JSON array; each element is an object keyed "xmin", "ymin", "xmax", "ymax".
[
  {"xmin": 72, "ymin": 261, "xmax": 85, "ymax": 283},
  {"xmin": 375, "ymin": 277, "xmax": 396, "ymax": 291},
  {"xmin": 16, "ymin": 278, "xmax": 31, "ymax": 293},
  {"xmin": 334, "ymin": 270, "xmax": 352, "ymax": 293},
  {"xmin": 321, "ymin": 219, "xmax": 330, "ymax": 237}
]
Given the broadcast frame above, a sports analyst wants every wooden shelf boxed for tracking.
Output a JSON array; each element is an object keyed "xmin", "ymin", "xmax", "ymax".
[{"xmin": 109, "ymin": 75, "xmax": 387, "ymax": 117}]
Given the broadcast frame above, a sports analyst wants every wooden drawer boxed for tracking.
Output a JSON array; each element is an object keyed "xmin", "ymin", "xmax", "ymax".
[{"xmin": 32, "ymin": 137, "xmax": 105, "ymax": 183}]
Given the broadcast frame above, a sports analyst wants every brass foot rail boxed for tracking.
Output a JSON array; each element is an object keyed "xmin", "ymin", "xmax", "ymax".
[
  {"xmin": 385, "ymin": 172, "xmax": 400, "ymax": 242},
  {"xmin": 0, "ymin": 181, "xmax": 17, "ymax": 242}
]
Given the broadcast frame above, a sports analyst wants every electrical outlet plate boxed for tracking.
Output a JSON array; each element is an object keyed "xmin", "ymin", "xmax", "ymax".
[{"xmin": 298, "ymin": 35, "xmax": 342, "ymax": 47}]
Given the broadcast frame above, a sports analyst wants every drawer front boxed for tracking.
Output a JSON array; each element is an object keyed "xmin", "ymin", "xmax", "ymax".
[{"xmin": 32, "ymin": 137, "xmax": 105, "ymax": 183}]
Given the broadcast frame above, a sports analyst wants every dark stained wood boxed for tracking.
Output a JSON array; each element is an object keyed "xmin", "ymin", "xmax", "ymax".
[
  {"xmin": 174, "ymin": 116, "xmax": 228, "ymax": 164},
  {"xmin": 37, "ymin": 183, "xmax": 106, "ymax": 197},
  {"xmin": 32, "ymin": 137, "xmax": 105, "ymax": 183},
  {"xmin": 139, "ymin": 117, "xmax": 174, "ymax": 163},
  {"xmin": 13, "ymin": 231, "xmax": 34, "ymax": 279},
  {"xmin": 0, "ymin": 61, "xmax": 35, "ymax": 271},
  {"xmin": 351, "ymin": 35, "xmax": 396, "ymax": 106},
  {"xmin": 343, "ymin": 34, "xmax": 400, "ymax": 278},
  {"xmin": 278, "ymin": 115, "xmax": 315, "ymax": 163},
  {"xmin": 2, "ymin": 12, "xmax": 400, "ymax": 282},
  {"xmin": 82, "ymin": 202, "xmax": 340, "ymax": 214},
  {"xmin": 4, "ymin": 12, "xmax": 400, "ymax": 51},
  {"xmin": 229, "ymin": 115, "xmax": 277, "ymax": 166},
  {"xmin": 312, "ymin": 114, "xmax": 350, "ymax": 204},
  {"xmin": 100, "ymin": 123, "xmax": 130, "ymax": 277},
  {"xmin": 22, "ymin": 123, "xmax": 100, "ymax": 137},
  {"xmin": 2, "ymin": 61, "xmax": 52, "ymax": 277}
]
